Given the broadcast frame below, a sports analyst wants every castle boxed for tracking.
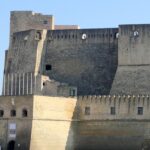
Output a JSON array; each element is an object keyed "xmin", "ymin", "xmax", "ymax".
[{"xmin": 0, "ymin": 11, "xmax": 150, "ymax": 150}]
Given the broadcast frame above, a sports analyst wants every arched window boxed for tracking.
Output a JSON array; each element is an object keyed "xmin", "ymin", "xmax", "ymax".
[
  {"xmin": 7, "ymin": 140, "xmax": 15, "ymax": 150},
  {"xmin": 11, "ymin": 110, "xmax": 16, "ymax": 117},
  {"xmin": 22, "ymin": 109, "xmax": 28, "ymax": 117}
]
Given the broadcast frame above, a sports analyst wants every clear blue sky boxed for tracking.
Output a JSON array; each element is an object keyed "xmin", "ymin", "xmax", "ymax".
[{"xmin": 1, "ymin": 0, "xmax": 150, "ymax": 93}]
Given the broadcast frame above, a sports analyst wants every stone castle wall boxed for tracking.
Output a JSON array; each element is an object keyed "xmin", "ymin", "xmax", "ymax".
[
  {"xmin": 1, "ymin": 95, "xmax": 150, "ymax": 150},
  {"xmin": 5, "ymin": 11, "xmax": 150, "ymax": 96},
  {"xmin": 73, "ymin": 96, "xmax": 150, "ymax": 150},
  {"xmin": 43, "ymin": 28, "xmax": 118, "ymax": 95}
]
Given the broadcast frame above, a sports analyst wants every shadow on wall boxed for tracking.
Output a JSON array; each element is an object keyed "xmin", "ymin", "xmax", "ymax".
[{"xmin": 65, "ymin": 99, "xmax": 78, "ymax": 150}]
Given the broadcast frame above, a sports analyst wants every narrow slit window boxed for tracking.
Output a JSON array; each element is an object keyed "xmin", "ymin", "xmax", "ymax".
[{"xmin": 0, "ymin": 110, "xmax": 4, "ymax": 117}]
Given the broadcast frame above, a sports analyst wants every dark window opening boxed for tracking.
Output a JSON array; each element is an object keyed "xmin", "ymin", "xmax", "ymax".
[
  {"xmin": 85, "ymin": 107, "xmax": 90, "ymax": 115},
  {"xmin": 12, "ymin": 36, "xmax": 16, "ymax": 42},
  {"xmin": 7, "ymin": 140, "xmax": 15, "ymax": 150},
  {"xmin": 43, "ymin": 20, "xmax": 48, "ymax": 24},
  {"xmin": 22, "ymin": 109, "xmax": 28, "ymax": 117},
  {"xmin": 11, "ymin": 110, "xmax": 16, "ymax": 117},
  {"xmin": 45, "ymin": 64, "xmax": 52, "ymax": 71},
  {"xmin": 35, "ymin": 32, "xmax": 42, "ymax": 40},
  {"xmin": 43, "ymin": 82, "xmax": 46, "ymax": 86},
  {"xmin": 110, "ymin": 107, "xmax": 116, "ymax": 115},
  {"xmin": 138, "ymin": 107, "xmax": 143, "ymax": 115},
  {"xmin": 0, "ymin": 110, "xmax": 4, "ymax": 117}
]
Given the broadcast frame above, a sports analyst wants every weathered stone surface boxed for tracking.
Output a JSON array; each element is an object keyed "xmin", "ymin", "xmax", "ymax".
[{"xmin": 44, "ymin": 29, "xmax": 118, "ymax": 95}]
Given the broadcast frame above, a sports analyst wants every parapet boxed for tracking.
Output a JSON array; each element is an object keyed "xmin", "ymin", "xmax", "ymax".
[{"xmin": 77, "ymin": 95, "xmax": 150, "ymax": 120}]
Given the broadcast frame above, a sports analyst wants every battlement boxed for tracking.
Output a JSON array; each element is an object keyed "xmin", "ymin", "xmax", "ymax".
[
  {"xmin": 76, "ymin": 95, "xmax": 150, "ymax": 121},
  {"xmin": 78, "ymin": 95, "xmax": 150, "ymax": 100},
  {"xmin": 47, "ymin": 28, "xmax": 118, "ymax": 43}
]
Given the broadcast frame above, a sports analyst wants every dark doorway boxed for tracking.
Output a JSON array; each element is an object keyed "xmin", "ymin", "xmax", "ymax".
[{"xmin": 7, "ymin": 140, "xmax": 15, "ymax": 150}]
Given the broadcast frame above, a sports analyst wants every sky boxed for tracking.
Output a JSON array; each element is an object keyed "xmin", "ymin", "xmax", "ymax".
[{"xmin": 1, "ymin": 0, "xmax": 150, "ymax": 93}]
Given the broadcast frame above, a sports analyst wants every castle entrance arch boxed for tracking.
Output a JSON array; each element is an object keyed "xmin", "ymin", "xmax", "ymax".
[{"xmin": 7, "ymin": 140, "xmax": 15, "ymax": 150}]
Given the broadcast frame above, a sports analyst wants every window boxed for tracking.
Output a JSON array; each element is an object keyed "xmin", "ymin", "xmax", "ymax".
[
  {"xmin": 45, "ymin": 64, "xmax": 52, "ymax": 71},
  {"xmin": 35, "ymin": 32, "xmax": 42, "ymax": 40},
  {"xmin": 0, "ymin": 110, "xmax": 4, "ymax": 117},
  {"xmin": 13, "ymin": 36, "xmax": 16, "ymax": 42},
  {"xmin": 11, "ymin": 110, "xmax": 16, "ymax": 117},
  {"xmin": 22, "ymin": 109, "xmax": 28, "ymax": 117},
  {"xmin": 85, "ymin": 107, "xmax": 90, "ymax": 115},
  {"xmin": 43, "ymin": 20, "xmax": 48, "ymax": 24},
  {"xmin": 110, "ymin": 107, "xmax": 116, "ymax": 115},
  {"xmin": 70, "ymin": 89, "xmax": 76, "ymax": 96},
  {"xmin": 138, "ymin": 107, "xmax": 143, "ymax": 115}
]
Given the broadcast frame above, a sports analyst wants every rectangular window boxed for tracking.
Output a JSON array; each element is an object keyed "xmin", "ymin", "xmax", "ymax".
[
  {"xmin": 45, "ymin": 64, "xmax": 52, "ymax": 71},
  {"xmin": 43, "ymin": 20, "xmax": 48, "ymax": 24},
  {"xmin": 0, "ymin": 110, "xmax": 4, "ymax": 117},
  {"xmin": 85, "ymin": 107, "xmax": 90, "ymax": 115},
  {"xmin": 110, "ymin": 107, "xmax": 116, "ymax": 115},
  {"xmin": 70, "ymin": 89, "xmax": 76, "ymax": 96},
  {"xmin": 138, "ymin": 107, "xmax": 143, "ymax": 115}
]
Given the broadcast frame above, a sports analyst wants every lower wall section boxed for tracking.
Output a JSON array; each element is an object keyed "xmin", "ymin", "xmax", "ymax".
[
  {"xmin": 30, "ymin": 119, "xmax": 150, "ymax": 150},
  {"xmin": 30, "ymin": 120, "xmax": 75, "ymax": 150},
  {"xmin": 75, "ymin": 120, "xmax": 150, "ymax": 150}
]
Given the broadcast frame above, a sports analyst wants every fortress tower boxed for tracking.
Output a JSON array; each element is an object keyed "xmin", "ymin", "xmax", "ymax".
[{"xmin": 111, "ymin": 25, "xmax": 150, "ymax": 95}]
